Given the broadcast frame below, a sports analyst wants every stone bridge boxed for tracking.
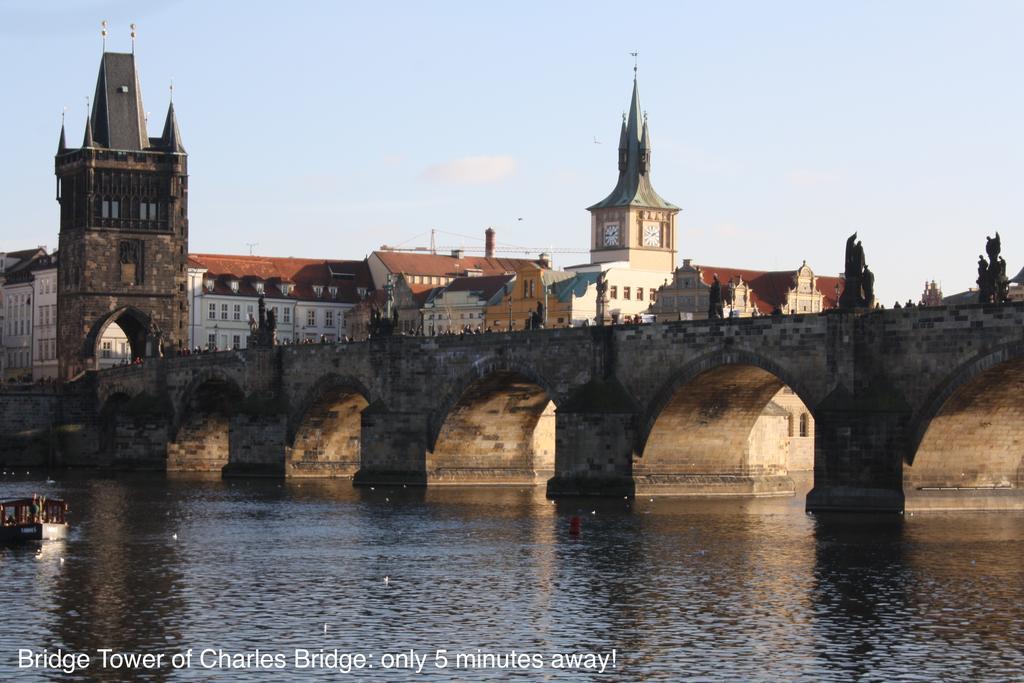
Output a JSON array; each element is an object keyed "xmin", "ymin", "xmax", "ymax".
[{"xmin": 79, "ymin": 303, "xmax": 1024, "ymax": 513}]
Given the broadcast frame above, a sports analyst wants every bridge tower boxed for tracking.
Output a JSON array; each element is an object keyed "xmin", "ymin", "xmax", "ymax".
[
  {"xmin": 56, "ymin": 50, "xmax": 188, "ymax": 379},
  {"xmin": 587, "ymin": 74, "xmax": 679, "ymax": 273}
]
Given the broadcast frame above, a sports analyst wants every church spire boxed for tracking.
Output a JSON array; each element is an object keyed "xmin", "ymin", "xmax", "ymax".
[
  {"xmin": 587, "ymin": 75, "xmax": 676, "ymax": 211},
  {"xmin": 57, "ymin": 121, "xmax": 67, "ymax": 154},
  {"xmin": 160, "ymin": 101, "xmax": 185, "ymax": 153},
  {"xmin": 639, "ymin": 113, "xmax": 650, "ymax": 174},
  {"xmin": 82, "ymin": 110, "xmax": 94, "ymax": 148}
]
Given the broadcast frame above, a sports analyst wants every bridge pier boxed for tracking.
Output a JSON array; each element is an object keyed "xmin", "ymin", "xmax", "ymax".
[
  {"xmin": 546, "ymin": 406, "xmax": 636, "ymax": 498},
  {"xmin": 353, "ymin": 405, "xmax": 428, "ymax": 487},
  {"xmin": 223, "ymin": 414, "xmax": 287, "ymax": 477},
  {"xmin": 806, "ymin": 397, "xmax": 907, "ymax": 513}
]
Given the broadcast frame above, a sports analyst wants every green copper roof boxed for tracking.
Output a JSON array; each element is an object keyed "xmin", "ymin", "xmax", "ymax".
[{"xmin": 588, "ymin": 78, "xmax": 678, "ymax": 211}]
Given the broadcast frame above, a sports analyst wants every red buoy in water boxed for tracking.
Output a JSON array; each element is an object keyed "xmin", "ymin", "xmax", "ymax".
[{"xmin": 569, "ymin": 515, "xmax": 581, "ymax": 535}]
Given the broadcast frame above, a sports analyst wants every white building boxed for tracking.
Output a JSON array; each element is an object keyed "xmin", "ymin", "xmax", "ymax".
[
  {"xmin": 0, "ymin": 248, "xmax": 56, "ymax": 381},
  {"xmin": 420, "ymin": 274, "xmax": 513, "ymax": 335},
  {"xmin": 187, "ymin": 254, "xmax": 372, "ymax": 350}
]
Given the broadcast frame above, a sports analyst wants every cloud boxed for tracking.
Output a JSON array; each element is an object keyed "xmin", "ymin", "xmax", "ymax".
[{"xmin": 420, "ymin": 155, "xmax": 517, "ymax": 185}]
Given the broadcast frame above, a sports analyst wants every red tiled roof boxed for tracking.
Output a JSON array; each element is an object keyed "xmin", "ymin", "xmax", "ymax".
[
  {"xmin": 373, "ymin": 251, "xmax": 540, "ymax": 278},
  {"xmin": 695, "ymin": 264, "xmax": 844, "ymax": 314},
  {"xmin": 189, "ymin": 254, "xmax": 372, "ymax": 304}
]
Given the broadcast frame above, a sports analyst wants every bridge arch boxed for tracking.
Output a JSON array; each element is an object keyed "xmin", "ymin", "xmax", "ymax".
[
  {"xmin": 85, "ymin": 306, "xmax": 152, "ymax": 369},
  {"xmin": 167, "ymin": 371, "xmax": 245, "ymax": 473},
  {"xmin": 287, "ymin": 374, "xmax": 371, "ymax": 477},
  {"xmin": 635, "ymin": 349, "xmax": 817, "ymax": 496},
  {"xmin": 906, "ymin": 342, "xmax": 1024, "ymax": 507},
  {"xmin": 427, "ymin": 359, "xmax": 559, "ymax": 485}
]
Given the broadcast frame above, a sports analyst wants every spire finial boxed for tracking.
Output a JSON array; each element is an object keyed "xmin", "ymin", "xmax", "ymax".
[
  {"xmin": 130, "ymin": 23, "xmax": 137, "ymax": 54},
  {"xmin": 169, "ymin": 78, "xmax": 174, "ymax": 103},
  {"xmin": 630, "ymin": 50, "xmax": 639, "ymax": 77},
  {"xmin": 101, "ymin": 20, "xmax": 107, "ymax": 52}
]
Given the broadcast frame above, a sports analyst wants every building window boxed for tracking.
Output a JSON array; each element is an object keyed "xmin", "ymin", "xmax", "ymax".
[
  {"xmin": 208, "ymin": 334, "xmax": 216, "ymax": 350},
  {"xmin": 788, "ymin": 414, "xmax": 795, "ymax": 437},
  {"xmin": 283, "ymin": 308, "xmax": 291, "ymax": 323},
  {"xmin": 650, "ymin": 289, "xmax": 657, "ymax": 302},
  {"xmin": 637, "ymin": 287, "xmax": 644, "ymax": 301},
  {"xmin": 110, "ymin": 200, "xmax": 120, "ymax": 219},
  {"xmin": 328, "ymin": 286, "xmax": 338, "ymax": 298},
  {"xmin": 325, "ymin": 310, "xmax": 334, "ymax": 327},
  {"xmin": 314, "ymin": 286, "xmax": 323, "ymax": 298},
  {"xmin": 624, "ymin": 287, "xmax": 631, "ymax": 300},
  {"xmin": 233, "ymin": 304, "xmax": 241, "ymax": 321},
  {"xmin": 255, "ymin": 283, "xmax": 264, "ymax": 295},
  {"xmin": 221, "ymin": 303, "xmax": 228, "ymax": 320},
  {"xmin": 232, "ymin": 335, "xmax": 241, "ymax": 349},
  {"xmin": 610, "ymin": 286, "xmax": 617, "ymax": 299},
  {"xmin": 799, "ymin": 413, "xmax": 809, "ymax": 438},
  {"xmin": 208, "ymin": 303, "xmax": 216, "ymax": 320},
  {"xmin": 247, "ymin": 304, "xmax": 254, "ymax": 316},
  {"xmin": 307, "ymin": 309, "xmax": 316, "ymax": 326}
]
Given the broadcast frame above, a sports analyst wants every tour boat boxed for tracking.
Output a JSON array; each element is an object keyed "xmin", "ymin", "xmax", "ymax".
[{"xmin": 0, "ymin": 496, "xmax": 68, "ymax": 543}]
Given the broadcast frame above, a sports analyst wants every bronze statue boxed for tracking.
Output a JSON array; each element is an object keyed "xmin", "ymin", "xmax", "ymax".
[
  {"xmin": 839, "ymin": 232, "xmax": 871, "ymax": 309},
  {"xmin": 708, "ymin": 274, "xmax": 724, "ymax": 319},
  {"xmin": 978, "ymin": 234, "xmax": 1011, "ymax": 304},
  {"xmin": 862, "ymin": 264, "xmax": 875, "ymax": 304}
]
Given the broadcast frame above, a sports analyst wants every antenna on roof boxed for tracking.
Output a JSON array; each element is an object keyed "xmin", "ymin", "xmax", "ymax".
[
  {"xmin": 246, "ymin": 242, "xmax": 259, "ymax": 255},
  {"xmin": 130, "ymin": 23, "xmax": 137, "ymax": 54},
  {"xmin": 430, "ymin": 228, "xmax": 437, "ymax": 255},
  {"xmin": 630, "ymin": 50, "xmax": 638, "ymax": 77},
  {"xmin": 101, "ymin": 20, "xmax": 108, "ymax": 52}
]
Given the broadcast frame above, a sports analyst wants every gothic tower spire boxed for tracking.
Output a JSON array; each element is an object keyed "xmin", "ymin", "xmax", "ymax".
[{"xmin": 587, "ymin": 72, "xmax": 679, "ymax": 273}]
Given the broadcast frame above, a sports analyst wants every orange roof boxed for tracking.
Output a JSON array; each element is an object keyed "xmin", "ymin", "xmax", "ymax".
[
  {"xmin": 373, "ymin": 251, "xmax": 540, "ymax": 278},
  {"xmin": 189, "ymin": 253, "xmax": 372, "ymax": 304},
  {"xmin": 696, "ymin": 264, "xmax": 844, "ymax": 314}
]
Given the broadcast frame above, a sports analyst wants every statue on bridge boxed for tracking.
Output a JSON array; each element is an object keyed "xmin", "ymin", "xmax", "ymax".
[
  {"xmin": 977, "ymin": 232, "xmax": 1010, "ymax": 304},
  {"xmin": 595, "ymin": 271, "xmax": 611, "ymax": 326},
  {"xmin": 248, "ymin": 295, "xmax": 278, "ymax": 347},
  {"xmin": 708, "ymin": 274, "xmax": 724, "ymax": 319},
  {"xmin": 839, "ymin": 232, "xmax": 875, "ymax": 309}
]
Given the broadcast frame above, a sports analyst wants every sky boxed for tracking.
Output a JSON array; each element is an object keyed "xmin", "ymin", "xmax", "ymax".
[{"xmin": 1, "ymin": 0, "xmax": 1022, "ymax": 305}]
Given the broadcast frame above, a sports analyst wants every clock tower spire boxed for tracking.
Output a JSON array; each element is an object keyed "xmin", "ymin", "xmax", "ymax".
[{"xmin": 587, "ymin": 73, "xmax": 679, "ymax": 273}]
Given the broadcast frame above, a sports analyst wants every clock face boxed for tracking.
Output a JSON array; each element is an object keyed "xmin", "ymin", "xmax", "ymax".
[
  {"xmin": 643, "ymin": 223, "xmax": 661, "ymax": 247},
  {"xmin": 603, "ymin": 224, "xmax": 620, "ymax": 246}
]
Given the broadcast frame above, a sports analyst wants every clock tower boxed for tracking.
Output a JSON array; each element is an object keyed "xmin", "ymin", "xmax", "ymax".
[{"xmin": 588, "ymin": 77, "xmax": 679, "ymax": 272}]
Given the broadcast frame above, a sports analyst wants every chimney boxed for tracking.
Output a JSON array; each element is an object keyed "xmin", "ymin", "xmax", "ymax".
[
  {"xmin": 538, "ymin": 252, "xmax": 551, "ymax": 269},
  {"xmin": 485, "ymin": 227, "xmax": 496, "ymax": 258},
  {"xmin": 451, "ymin": 249, "xmax": 464, "ymax": 260}
]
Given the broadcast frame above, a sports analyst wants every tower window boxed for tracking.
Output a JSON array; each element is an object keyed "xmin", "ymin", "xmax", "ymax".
[
  {"xmin": 610, "ymin": 286, "xmax": 617, "ymax": 299},
  {"xmin": 623, "ymin": 287, "xmax": 631, "ymax": 300},
  {"xmin": 799, "ymin": 413, "xmax": 809, "ymax": 438}
]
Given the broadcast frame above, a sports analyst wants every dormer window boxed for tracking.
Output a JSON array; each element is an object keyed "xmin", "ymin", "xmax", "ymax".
[
  {"xmin": 313, "ymin": 285, "xmax": 324, "ymax": 298},
  {"xmin": 329, "ymin": 286, "xmax": 338, "ymax": 299},
  {"xmin": 357, "ymin": 287, "xmax": 367, "ymax": 298},
  {"xmin": 255, "ymin": 282, "xmax": 265, "ymax": 295},
  {"xmin": 229, "ymin": 280, "xmax": 239, "ymax": 293},
  {"xmin": 204, "ymin": 278, "xmax": 215, "ymax": 292},
  {"xmin": 280, "ymin": 283, "xmax": 293, "ymax": 296}
]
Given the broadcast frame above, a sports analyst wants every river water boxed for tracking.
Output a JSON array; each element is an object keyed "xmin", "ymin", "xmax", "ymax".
[{"xmin": 1, "ymin": 472, "xmax": 1022, "ymax": 681}]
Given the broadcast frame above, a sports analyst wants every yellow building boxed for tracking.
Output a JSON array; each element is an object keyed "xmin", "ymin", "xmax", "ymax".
[{"xmin": 483, "ymin": 263, "xmax": 581, "ymax": 331}]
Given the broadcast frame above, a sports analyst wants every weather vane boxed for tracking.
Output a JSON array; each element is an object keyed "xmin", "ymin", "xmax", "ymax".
[
  {"xmin": 130, "ymin": 23, "xmax": 137, "ymax": 53},
  {"xmin": 630, "ymin": 50, "xmax": 639, "ymax": 76},
  {"xmin": 101, "ymin": 20, "xmax": 108, "ymax": 51}
]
